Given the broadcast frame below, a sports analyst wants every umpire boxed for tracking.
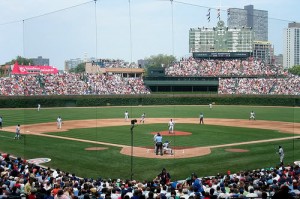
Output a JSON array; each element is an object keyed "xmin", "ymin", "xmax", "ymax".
[{"xmin": 155, "ymin": 133, "xmax": 163, "ymax": 156}]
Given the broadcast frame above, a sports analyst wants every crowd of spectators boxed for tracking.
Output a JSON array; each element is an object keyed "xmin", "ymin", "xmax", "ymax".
[
  {"xmin": 1, "ymin": 153, "xmax": 300, "ymax": 199},
  {"xmin": 218, "ymin": 75, "xmax": 300, "ymax": 95},
  {"xmin": 164, "ymin": 57, "xmax": 299, "ymax": 95},
  {"xmin": 165, "ymin": 57, "xmax": 287, "ymax": 77},
  {"xmin": 0, "ymin": 73, "xmax": 150, "ymax": 96},
  {"xmin": 1, "ymin": 56, "xmax": 299, "ymax": 96}
]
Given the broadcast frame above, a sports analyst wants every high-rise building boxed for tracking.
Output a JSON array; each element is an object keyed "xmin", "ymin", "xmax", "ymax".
[
  {"xmin": 31, "ymin": 56, "xmax": 50, "ymax": 66},
  {"xmin": 227, "ymin": 5, "xmax": 268, "ymax": 41},
  {"xmin": 283, "ymin": 22, "xmax": 300, "ymax": 68},
  {"xmin": 64, "ymin": 58, "xmax": 84, "ymax": 72},
  {"xmin": 252, "ymin": 41, "xmax": 274, "ymax": 64}
]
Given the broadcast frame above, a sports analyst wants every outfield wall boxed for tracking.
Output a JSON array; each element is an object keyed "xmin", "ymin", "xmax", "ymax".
[{"xmin": 0, "ymin": 94, "xmax": 299, "ymax": 108}]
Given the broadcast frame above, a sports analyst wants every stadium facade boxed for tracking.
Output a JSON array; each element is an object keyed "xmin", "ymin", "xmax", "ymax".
[
  {"xmin": 283, "ymin": 22, "xmax": 300, "ymax": 68},
  {"xmin": 227, "ymin": 5, "xmax": 268, "ymax": 42}
]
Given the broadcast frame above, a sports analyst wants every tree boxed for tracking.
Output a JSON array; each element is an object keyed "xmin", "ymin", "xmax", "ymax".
[
  {"xmin": 288, "ymin": 65, "xmax": 300, "ymax": 76},
  {"xmin": 144, "ymin": 54, "xmax": 176, "ymax": 68},
  {"xmin": 5, "ymin": 56, "xmax": 33, "ymax": 65},
  {"xmin": 69, "ymin": 63, "xmax": 85, "ymax": 73},
  {"xmin": 143, "ymin": 54, "xmax": 176, "ymax": 76}
]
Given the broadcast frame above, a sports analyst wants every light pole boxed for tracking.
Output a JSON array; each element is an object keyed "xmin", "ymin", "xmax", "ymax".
[{"xmin": 130, "ymin": 119, "xmax": 137, "ymax": 180}]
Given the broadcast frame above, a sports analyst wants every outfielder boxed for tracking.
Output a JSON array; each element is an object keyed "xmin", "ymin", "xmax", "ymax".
[
  {"xmin": 168, "ymin": 119, "xmax": 175, "ymax": 134},
  {"xmin": 37, "ymin": 104, "xmax": 41, "ymax": 112},
  {"xmin": 57, "ymin": 116, "xmax": 62, "ymax": 129}
]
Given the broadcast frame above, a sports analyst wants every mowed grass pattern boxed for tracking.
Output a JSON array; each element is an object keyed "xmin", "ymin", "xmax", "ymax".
[
  {"xmin": 0, "ymin": 105, "xmax": 299, "ymax": 180},
  {"xmin": 46, "ymin": 124, "xmax": 294, "ymax": 147}
]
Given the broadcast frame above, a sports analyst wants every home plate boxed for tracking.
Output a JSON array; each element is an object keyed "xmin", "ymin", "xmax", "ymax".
[{"xmin": 26, "ymin": 131, "xmax": 30, "ymax": 132}]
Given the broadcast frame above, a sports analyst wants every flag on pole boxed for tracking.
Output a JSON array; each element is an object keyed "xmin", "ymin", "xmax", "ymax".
[
  {"xmin": 207, "ymin": 8, "xmax": 211, "ymax": 22},
  {"xmin": 217, "ymin": 8, "xmax": 220, "ymax": 21}
]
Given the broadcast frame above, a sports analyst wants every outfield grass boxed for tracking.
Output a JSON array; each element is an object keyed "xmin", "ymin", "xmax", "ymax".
[{"xmin": 0, "ymin": 105, "xmax": 299, "ymax": 181}]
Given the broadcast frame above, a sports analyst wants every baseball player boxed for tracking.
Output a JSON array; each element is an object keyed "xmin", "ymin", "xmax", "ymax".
[
  {"xmin": 209, "ymin": 103, "xmax": 212, "ymax": 109},
  {"xmin": 199, "ymin": 112, "xmax": 204, "ymax": 124},
  {"xmin": 14, "ymin": 124, "xmax": 21, "ymax": 139},
  {"xmin": 124, "ymin": 111, "xmax": 129, "ymax": 121},
  {"xmin": 163, "ymin": 141, "xmax": 173, "ymax": 155},
  {"xmin": 57, "ymin": 116, "xmax": 62, "ymax": 129},
  {"xmin": 140, "ymin": 113, "xmax": 146, "ymax": 124},
  {"xmin": 278, "ymin": 145, "xmax": 284, "ymax": 166},
  {"xmin": 37, "ymin": 104, "xmax": 41, "ymax": 112},
  {"xmin": 249, "ymin": 111, "xmax": 256, "ymax": 120},
  {"xmin": 0, "ymin": 116, "xmax": 2, "ymax": 129},
  {"xmin": 168, "ymin": 119, "xmax": 175, "ymax": 134}
]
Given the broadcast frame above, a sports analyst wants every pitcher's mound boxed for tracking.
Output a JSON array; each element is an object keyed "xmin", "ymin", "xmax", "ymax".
[{"xmin": 150, "ymin": 131, "xmax": 191, "ymax": 136}]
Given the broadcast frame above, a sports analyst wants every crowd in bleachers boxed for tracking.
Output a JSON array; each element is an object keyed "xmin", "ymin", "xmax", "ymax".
[
  {"xmin": 1, "ymin": 56, "xmax": 299, "ymax": 96},
  {"xmin": 218, "ymin": 75, "xmax": 300, "ymax": 95},
  {"xmin": 1, "ymin": 153, "xmax": 300, "ymax": 199},
  {"xmin": 165, "ymin": 58, "xmax": 287, "ymax": 77},
  {"xmin": 164, "ymin": 57, "xmax": 300, "ymax": 95},
  {"xmin": 0, "ymin": 73, "xmax": 150, "ymax": 96}
]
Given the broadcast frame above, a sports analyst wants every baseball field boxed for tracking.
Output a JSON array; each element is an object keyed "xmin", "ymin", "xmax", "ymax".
[{"xmin": 0, "ymin": 105, "xmax": 299, "ymax": 181}]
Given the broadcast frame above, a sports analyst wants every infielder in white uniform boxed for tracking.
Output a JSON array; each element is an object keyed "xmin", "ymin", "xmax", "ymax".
[
  {"xmin": 57, "ymin": 116, "xmax": 62, "ymax": 129},
  {"xmin": 249, "ymin": 111, "xmax": 256, "ymax": 120},
  {"xmin": 168, "ymin": 119, "xmax": 175, "ymax": 134},
  {"xmin": 124, "ymin": 111, "xmax": 129, "ymax": 121}
]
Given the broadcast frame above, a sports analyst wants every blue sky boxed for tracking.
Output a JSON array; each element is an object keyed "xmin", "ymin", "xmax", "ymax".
[{"xmin": 0, "ymin": 0, "xmax": 299, "ymax": 69}]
